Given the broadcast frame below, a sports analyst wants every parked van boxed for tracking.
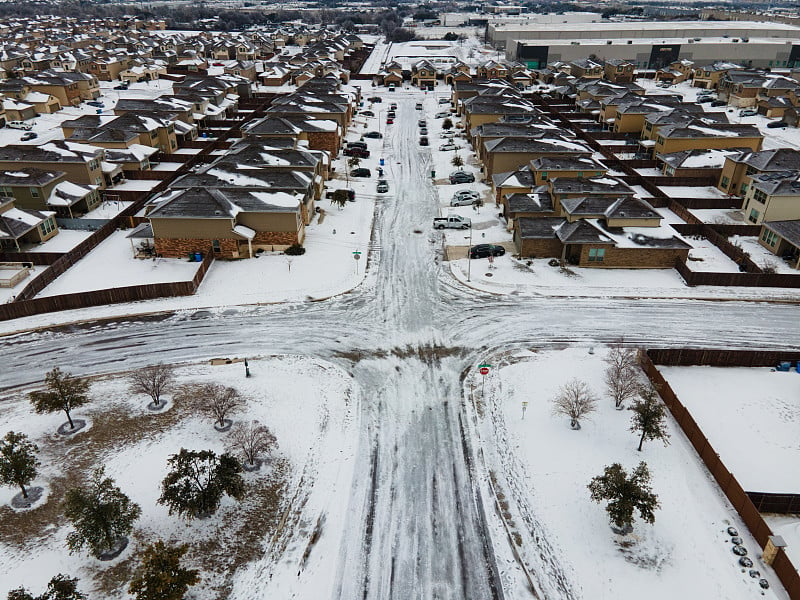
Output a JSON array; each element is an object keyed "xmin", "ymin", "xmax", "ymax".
[{"xmin": 7, "ymin": 121, "xmax": 32, "ymax": 131}]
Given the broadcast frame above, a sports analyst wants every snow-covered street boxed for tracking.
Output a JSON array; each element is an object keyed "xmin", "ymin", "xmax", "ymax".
[{"xmin": 1, "ymin": 83, "xmax": 798, "ymax": 600}]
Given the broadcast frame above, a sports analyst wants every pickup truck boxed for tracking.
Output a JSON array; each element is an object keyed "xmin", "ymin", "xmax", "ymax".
[{"xmin": 433, "ymin": 215, "xmax": 471, "ymax": 230}]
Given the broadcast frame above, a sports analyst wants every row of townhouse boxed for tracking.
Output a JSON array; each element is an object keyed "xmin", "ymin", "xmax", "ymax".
[{"xmin": 453, "ymin": 80, "xmax": 692, "ymax": 269}]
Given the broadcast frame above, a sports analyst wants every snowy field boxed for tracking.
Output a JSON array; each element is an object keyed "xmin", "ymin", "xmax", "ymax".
[
  {"xmin": 476, "ymin": 347, "xmax": 787, "ymax": 599},
  {"xmin": 658, "ymin": 365, "xmax": 800, "ymax": 493},
  {"xmin": 360, "ymin": 37, "xmax": 493, "ymax": 74},
  {"xmin": 731, "ymin": 235, "xmax": 800, "ymax": 274},
  {"xmin": 691, "ymin": 208, "xmax": 745, "ymax": 225},
  {"xmin": 0, "ymin": 356, "xmax": 357, "ymax": 600}
]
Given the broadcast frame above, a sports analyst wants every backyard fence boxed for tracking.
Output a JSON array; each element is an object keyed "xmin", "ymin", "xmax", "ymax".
[{"xmin": 642, "ymin": 350, "xmax": 800, "ymax": 599}]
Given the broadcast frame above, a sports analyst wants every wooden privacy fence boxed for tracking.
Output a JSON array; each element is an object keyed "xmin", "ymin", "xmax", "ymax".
[
  {"xmin": 675, "ymin": 260, "xmax": 800, "ymax": 287},
  {"xmin": 0, "ymin": 251, "xmax": 213, "ymax": 321},
  {"xmin": 641, "ymin": 351, "xmax": 800, "ymax": 599}
]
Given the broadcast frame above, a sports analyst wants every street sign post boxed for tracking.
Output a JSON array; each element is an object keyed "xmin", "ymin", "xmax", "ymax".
[
  {"xmin": 353, "ymin": 251, "xmax": 361, "ymax": 274},
  {"xmin": 522, "ymin": 401, "xmax": 528, "ymax": 419},
  {"xmin": 478, "ymin": 363, "xmax": 491, "ymax": 397}
]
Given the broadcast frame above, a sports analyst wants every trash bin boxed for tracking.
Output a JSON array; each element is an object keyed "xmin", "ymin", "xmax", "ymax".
[
  {"xmin": 380, "ymin": 157, "xmax": 385, "ymax": 166},
  {"xmin": 431, "ymin": 170, "xmax": 436, "ymax": 178},
  {"xmin": 194, "ymin": 252, "xmax": 202, "ymax": 262}
]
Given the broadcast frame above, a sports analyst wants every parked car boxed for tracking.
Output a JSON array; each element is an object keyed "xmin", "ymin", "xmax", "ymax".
[
  {"xmin": 365, "ymin": 131, "xmax": 383, "ymax": 139},
  {"xmin": 469, "ymin": 244, "xmax": 505, "ymax": 259},
  {"xmin": 368, "ymin": 96, "xmax": 382, "ymax": 103},
  {"xmin": 390, "ymin": 103, "xmax": 397, "ymax": 110},
  {"xmin": 767, "ymin": 120, "xmax": 787, "ymax": 128},
  {"xmin": 438, "ymin": 97, "xmax": 450, "ymax": 104},
  {"xmin": 739, "ymin": 109, "xmax": 758, "ymax": 117},
  {"xmin": 343, "ymin": 147, "xmax": 370, "ymax": 158},
  {"xmin": 418, "ymin": 120, "xmax": 427, "ymax": 127},
  {"xmin": 433, "ymin": 215, "xmax": 471, "ymax": 229},
  {"xmin": 435, "ymin": 111, "xmax": 450, "ymax": 118},
  {"xmin": 415, "ymin": 102, "xmax": 423, "ymax": 110},
  {"xmin": 347, "ymin": 141, "xmax": 368, "ymax": 150},
  {"xmin": 87, "ymin": 101, "xmax": 104, "ymax": 108},
  {"xmin": 113, "ymin": 83, "xmax": 129, "ymax": 90},
  {"xmin": 361, "ymin": 110, "xmax": 374, "ymax": 117},
  {"xmin": 449, "ymin": 171, "xmax": 475, "ymax": 184},
  {"xmin": 350, "ymin": 168, "xmax": 372, "ymax": 178},
  {"xmin": 419, "ymin": 136, "xmax": 429, "ymax": 146},
  {"xmin": 710, "ymin": 100, "xmax": 727, "ymax": 107},
  {"xmin": 697, "ymin": 97, "xmax": 714, "ymax": 104},
  {"xmin": 20, "ymin": 131, "xmax": 37, "ymax": 141},
  {"xmin": 441, "ymin": 131, "xmax": 455, "ymax": 138},
  {"xmin": 386, "ymin": 118, "xmax": 394, "ymax": 125},
  {"xmin": 387, "ymin": 111, "xmax": 396, "ymax": 118},
  {"xmin": 7, "ymin": 121, "xmax": 32, "ymax": 131},
  {"xmin": 376, "ymin": 179, "xmax": 389, "ymax": 193},
  {"xmin": 450, "ymin": 192, "xmax": 480, "ymax": 206},
  {"xmin": 439, "ymin": 142, "xmax": 458, "ymax": 151},
  {"xmin": 419, "ymin": 128, "xmax": 428, "ymax": 135}
]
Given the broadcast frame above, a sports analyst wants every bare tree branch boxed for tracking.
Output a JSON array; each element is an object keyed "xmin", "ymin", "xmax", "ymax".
[
  {"xmin": 228, "ymin": 421, "xmax": 277, "ymax": 467},
  {"xmin": 551, "ymin": 378, "xmax": 597, "ymax": 430},
  {"xmin": 128, "ymin": 363, "xmax": 175, "ymax": 408},
  {"xmin": 197, "ymin": 383, "xmax": 243, "ymax": 428}
]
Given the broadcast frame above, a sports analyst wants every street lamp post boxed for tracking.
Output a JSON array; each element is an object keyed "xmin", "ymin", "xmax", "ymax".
[{"xmin": 465, "ymin": 224, "xmax": 472, "ymax": 282}]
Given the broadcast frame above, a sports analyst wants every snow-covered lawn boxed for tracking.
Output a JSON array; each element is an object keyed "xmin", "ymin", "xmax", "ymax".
[
  {"xmin": 691, "ymin": 208, "xmax": 745, "ymax": 225},
  {"xmin": 29, "ymin": 229, "xmax": 94, "ymax": 253},
  {"xmin": 476, "ymin": 347, "xmax": 786, "ymax": 599},
  {"xmin": 151, "ymin": 162, "xmax": 185, "ymax": 172},
  {"xmin": 658, "ymin": 365, "xmax": 800, "ymax": 493},
  {"xmin": 730, "ymin": 235, "xmax": 800, "ymax": 274},
  {"xmin": 36, "ymin": 230, "xmax": 200, "ymax": 298},
  {"xmin": 110, "ymin": 180, "xmax": 161, "ymax": 192},
  {"xmin": 81, "ymin": 200, "xmax": 133, "ymax": 220},
  {"xmin": 685, "ymin": 238, "xmax": 742, "ymax": 273},
  {"xmin": 0, "ymin": 356, "xmax": 357, "ymax": 600},
  {"xmin": 658, "ymin": 185, "xmax": 731, "ymax": 199}
]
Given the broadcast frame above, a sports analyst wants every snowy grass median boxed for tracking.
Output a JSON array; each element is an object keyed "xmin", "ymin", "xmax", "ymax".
[
  {"xmin": 0, "ymin": 356, "xmax": 358, "ymax": 600},
  {"xmin": 472, "ymin": 346, "xmax": 785, "ymax": 599}
]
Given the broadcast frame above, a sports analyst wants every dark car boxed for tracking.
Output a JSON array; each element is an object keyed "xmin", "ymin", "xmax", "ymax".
[
  {"xmin": 420, "ymin": 128, "xmax": 428, "ymax": 135},
  {"xmin": 87, "ymin": 101, "xmax": 104, "ymax": 108},
  {"xmin": 390, "ymin": 103, "xmax": 397, "ymax": 110},
  {"xmin": 419, "ymin": 136, "xmax": 429, "ymax": 146},
  {"xmin": 113, "ymin": 83, "xmax": 129, "ymax": 90},
  {"xmin": 387, "ymin": 111, "xmax": 396, "ymax": 118},
  {"xmin": 20, "ymin": 131, "xmax": 37, "ymax": 141},
  {"xmin": 767, "ymin": 120, "xmax": 787, "ymax": 128},
  {"xmin": 365, "ymin": 131, "xmax": 383, "ymax": 138},
  {"xmin": 343, "ymin": 147, "xmax": 370, "ymax": 158},
  {"xmin": 418, "ymin": 120, "xmax": 427, "ymax": 127},
  {"xmin": 469, "ymin": 244, "xmax": 506, "ymax": 259},
  {"xmin": 350, "ymin": 168, "xmax": 372, "ymax": 177},
  {"xmin": 697, "ymin": 97, "xmax": 714, "ymax": 104},
  {"xmin": 361, "ymin": 110, "xmax": 374, "ymax": 117},
  {"xmin": 449, "ymin": 171, "xmax": 475, "ymax": 184},
  {"xmin": 347, "ymin": 141, "xmax": 368, "ymax": 150},
  {"xmin": 710, "ymin": 100, "xmax": 727, "ymax": 107},
  {"xmin": 368, "ymin": 96, "xmax": 382, "ymax": 103}
]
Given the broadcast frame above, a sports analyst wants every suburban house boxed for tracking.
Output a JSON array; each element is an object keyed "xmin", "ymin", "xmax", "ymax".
[
  {"xmin": 718, "ymin": 148, "xmax": 800, "ymax": 197},
  {"xmin": 646, "ymin": 122, "xmax": 762, "ymax": 159},
  {"xmin": 502, "ymin": 188, "xmax": 555, "ymax": 221},
  {"xmin": 0, "ymin": 196, "xmax": 59, "ymax": 251},
  {"xmin": 146, "ymin": 187, "xmax": 305, "ymax": 259},
  {"xmin": 742, "ymin": 170, "xmax": 800, "ymax": 224},
  {"xmin": 569, "ymin": 59, "xmax": 603, "ymax": 79},
  {"xmin": 693, "ymin": 62, "xmax": 744, "ymax": 90},
  {"xmin": 0, "ymin": 142, "xmax": 107, "ymax": 188},
  {"xmin": 529, "ymin": 156, "xmax": 608, "ymax": 184},
  {"xmin": 481, "ymin": 137, "xmax": 592, "ymax": 178},
  {"xmin": 0, "ymin": 167, "xmax": 100, "ymax": 216},
  {"xmin": 411, "ymin": 60, "xmax": 437, "ymax": 88},
  {"xmin": 603, "ymin": 59, "xmax": 635, "ymax": 84},
  {"xmin": 717, "ymin": 71, "xmax": 769, "ymax": 108},
  {"xmin": 244, "ymin": 116, "xmax": 341, "ymax": 157},
  {"xmin": 492, "ymin": 166, "xmax": 537, "ymax": 204},
  {"xmin": 758, "ymin": 220, "xmax": 800, "ymax": 268},
  {"xmin": 655, "ymin": 59, "xmax": 694, "ymax": 84},
  {"xmin": 656, "ymin": 148, "xmax": 746, "ymax": 179}
]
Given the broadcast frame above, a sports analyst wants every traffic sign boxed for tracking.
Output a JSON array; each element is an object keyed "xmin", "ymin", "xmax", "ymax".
[
  {"xmin": 353, "ymin": 251, "xmax": 361, "ymax": 261},
  {"xmin": 478, "ymin": 363, "xmax": 492, "ymax": 369},
  {"xmin": 479, "ymin": 367, "xmax": 489, "ymax": 376}
]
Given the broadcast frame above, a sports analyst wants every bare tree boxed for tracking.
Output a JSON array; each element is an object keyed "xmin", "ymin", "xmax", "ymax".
[
  {"xmin": 228, "ymin": 421, "xmax": 277, "ymax": 468},
  {"xmin": 128, "ymin": 364, "xmax": 175, "ymax": 409},
  {"xmin": 603, "ymin": 341, "xmax": 640, "ymax": 410},
  {"xmin": 551, "ymin": 378, "xmax": 597, "ymax": 430},
  {"xmin": 197, "ymin": 383, "xmax": 242, "ymax": 429}
]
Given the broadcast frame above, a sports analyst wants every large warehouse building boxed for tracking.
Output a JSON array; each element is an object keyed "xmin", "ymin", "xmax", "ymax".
[{"xmin": 490, "ymin": 21, "xmax": 800, "ymax": 70}]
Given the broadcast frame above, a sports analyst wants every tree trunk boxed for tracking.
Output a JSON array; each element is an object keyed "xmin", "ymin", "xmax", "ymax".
[
  {"xmin": 637, "ymin": 430, "xmax": 645, "ymax": 451},
  {"xmin": 65, "ymin": 409, "xmax": 75, "ymax": 429},
  {"xmin": 19, "ymin": 483, "xmax": 28, "ymax": 498}
]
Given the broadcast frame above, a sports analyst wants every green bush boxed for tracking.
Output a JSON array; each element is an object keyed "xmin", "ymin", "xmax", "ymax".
[{"xmin": 284, "ymin": 243, "xmax": 306, "ymax": 256}]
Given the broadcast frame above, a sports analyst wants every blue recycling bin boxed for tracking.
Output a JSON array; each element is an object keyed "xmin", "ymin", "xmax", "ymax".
[
  {"xmin": 379, "ymin": 157, "xmax": 385, "ymax": 166},
  {"xmin": 194, "ymin": 252, "xmax": 202, "ymax": 262}
]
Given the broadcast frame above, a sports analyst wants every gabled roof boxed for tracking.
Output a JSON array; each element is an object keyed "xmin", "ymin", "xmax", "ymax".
[{"xmin": 556, "ymin": 219, "xmax": 614, "ymax": 244}]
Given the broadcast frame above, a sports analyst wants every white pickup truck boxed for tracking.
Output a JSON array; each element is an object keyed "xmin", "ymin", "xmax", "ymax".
[{"xmin": 433, "ymin": 215, "xmax": 471, "ymax": 230}]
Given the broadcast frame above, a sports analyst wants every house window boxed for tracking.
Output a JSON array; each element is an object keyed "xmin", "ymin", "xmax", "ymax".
[
  {"xmin": 749, "ymin": 208, "xmax": 760, "ymax": 223},
  {"xmin": 29, "ymin": 187, "xmax": 40, "ymax": 198},
  {"xmin": 656, "ymin": 136, "xmax": 665, "ymax": 145},
  {"xmin": 212, "ymin": 239, "xmax": 221, "ymax": 253},
  {"xmin": 588, "ymin": 248, "xmax": 606, "ymax": 262},
  {"xmin": 721, "ymin": 176, "xmax": 729, "ymax": 188},
  {"xmin": 577, "ymin": 172, "xmax": 584, "ymax": 177},
  {"xmin": 0, "ymin": 186, "xmax": 12, "ymax": 197},
  {"xmin": 761, "ymin": 229, "xmax": 778, "ymax": 246},
  {"xmin": 753, "ymin": 189, "xmax": 767, "ymax": 204},
  {"xmin": 39, "ymin": 217, "xmax": 55, "ymax": 235},
  {"xmin": 740, "ymin": 183, "xmax": 748, "ymax": 193},
  {"xmin": 541, "ymin": 171, "xmax": 548, "ymax": 180}
]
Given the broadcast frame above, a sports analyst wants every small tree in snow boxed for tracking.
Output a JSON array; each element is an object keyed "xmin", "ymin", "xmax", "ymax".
[
  {"xmin": 29, "ymin": 368, "xmax": 90, "ymax": 431},
  {"xmin": 128, "ymin": 363, "xmax": 175, "ymax": 409},
  {"xmin": 551, "ymin": 378, "xmax": 597, "ymax": 430},
  {"xmin": 588, "ymin": 462, "xmax": 659, "ymax": 533},
  {"xmin": 451, "ymin": 154, "xmax": 464, "ymax": 168},
  {"xmin": 0, "ymin": 431, "xmax": 40, "ymax": 499},
  {"xmin": 63, "ymin": 467, "xmax": 141, "ymax": 558},
  {"xmin": 228, "ymin": 421, "xmax": 277, "ymax": 468},
  {"xmin": 331, "ymin": 189, "xmax": 350, "ymax": 210},
  {"xmin": 442, "ymin": 118, "xmax": 453, "ymax": 130},
  {"xmin": 128, "ymin": 541, "xmax": 199, "ymax": 600},
  {"xmin": 158, "ymin": 449, "xmax": 244, "ymax": 519},
  {"xmin": 603, "ymin": 341, "xmax": 640, "ymax": 410},
  {"xmin": 197, "ymin": 383, "xmax": 242, "ymax": 429},
  {"xmin": 629, "ymin": 386, "xmax": 671, "ymax": 452},
  {"xmin": 8, "ymin": 574, "xmax": 87, "ymax": 600}
]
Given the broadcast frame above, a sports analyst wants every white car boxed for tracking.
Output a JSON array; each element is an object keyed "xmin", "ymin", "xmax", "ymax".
[
  {"xmin": 7, "ymin": 120, "xmax": 32, "ymax": 131},
  {"xmin": 450, "ymin": 191, "xmax": 480, "ymax": 206},
  {"xmin": 441, "ymin": 131, "xmax": 455, "ymax": 138},
  {"xmin": 438, "ymin": 98, "xmax": 450, "ymax": 104},
  {"xmin": 435, "ymin": 111, "xmax": 450, "ymax": 118},
  {"xmin": 439, "ymin": 143, "xmax": 458, "ymax": 151}
]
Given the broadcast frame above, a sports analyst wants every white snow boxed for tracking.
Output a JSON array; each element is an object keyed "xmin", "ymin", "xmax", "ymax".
[{"xmin": 659, "ymin": 365, "xmax": 800, "ymax": 493}]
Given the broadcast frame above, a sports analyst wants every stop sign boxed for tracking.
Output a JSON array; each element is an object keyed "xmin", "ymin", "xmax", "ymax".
[{"xmin": 479, "ymin": 367, "xmax": 489, "ymax": 376}]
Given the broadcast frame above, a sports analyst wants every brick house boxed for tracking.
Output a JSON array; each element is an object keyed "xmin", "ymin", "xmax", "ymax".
[
  {"xmin": 0, "ymin": 196, "xmax": 59, "ymax": 251},
  {"xmin": 758, "ymin": 220, "xmax": 800, "ymax": 269},
  {"xmin": 718, "ymin": 148, "xmax": 800, "ymax": 197},
  {"xmin": 0, "ymin": 167, "xmax": 100, "ymax": 217}
]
